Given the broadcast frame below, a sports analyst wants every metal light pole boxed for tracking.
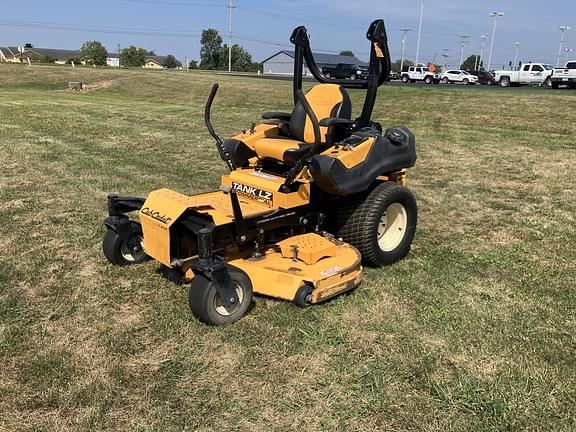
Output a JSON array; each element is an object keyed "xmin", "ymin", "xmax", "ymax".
[
  {"xmin": 227, "ymin": 0, "xmax": 236, "ymax": 72},
  {"xmin": 458, "ymin": 34, "xmax": 469, "ymax": 69},
  {"xmin": 557, "ymin": 26, "xmax": 571, "ymax": 67},
  {"xmin": 475, "ymin": 35, "xmax": 487, "ymax": 70},
  {"xmin": 442, "ymin": 49, "xmax": 451, "ymax": 71},
  {"xmin": 513, "ymin": 42, "xmax": 520, "ymax": 70},
  {"xmin": 487, "ymin": 12, "xmax": 504, "ymax": 72},
  {"xmin": 400, "ymin": 27, "xmax": 412, "ymax": 71},
  {"xmin": 415, "ymin": 0, "xmax": 424, "ymax": 65}
]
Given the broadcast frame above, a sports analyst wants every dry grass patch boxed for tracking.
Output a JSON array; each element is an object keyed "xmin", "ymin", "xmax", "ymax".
[{"xmin": 0, "ymin": 64, "xmax": 575, "ymax": 431}]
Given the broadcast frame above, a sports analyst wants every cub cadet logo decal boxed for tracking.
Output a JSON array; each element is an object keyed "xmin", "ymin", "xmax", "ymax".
[
  {"xmin": 141, "ymin": 207, "xmax": 172, "ymax": 224},
  {"xmin": 232, "ymin": 182, "xmax": 273, "ymax": 205}
]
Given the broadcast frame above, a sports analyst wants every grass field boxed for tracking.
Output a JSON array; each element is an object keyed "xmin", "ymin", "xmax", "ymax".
[{"xmin": 0, "ymin": 63, "xmax": 575, "ymax": 431}]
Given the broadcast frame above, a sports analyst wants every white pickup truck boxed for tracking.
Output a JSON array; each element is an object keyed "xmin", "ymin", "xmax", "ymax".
[
  {"xmin": 550, "ymin": 61, "xmax": 576, "ymax": 89},
  {"xmin": 493, "ymin": 63, "xmax": 553, "ymax": 87}
]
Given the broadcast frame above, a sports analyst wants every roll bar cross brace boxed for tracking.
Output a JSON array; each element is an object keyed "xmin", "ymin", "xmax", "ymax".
[{"xmin": 290, "ymin": 19, "xmax": 391, "ymax": 129}]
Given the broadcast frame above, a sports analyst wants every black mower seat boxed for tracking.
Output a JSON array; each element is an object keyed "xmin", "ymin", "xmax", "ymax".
[{"xmin": 254, "ymin": 84, "xmax": 351, "ymax": 163}]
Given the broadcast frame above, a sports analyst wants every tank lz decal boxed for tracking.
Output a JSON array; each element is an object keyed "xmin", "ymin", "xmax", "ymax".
[
  {"xmin": 232, "ymin": 182, "xmax": 273, "ymax": 205},
  {"xmin": 141, "ymin": 207, "xmax": 172, "ymax": 224}
]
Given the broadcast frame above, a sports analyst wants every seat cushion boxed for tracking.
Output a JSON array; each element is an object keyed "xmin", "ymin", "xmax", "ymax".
[{"xmin": 253, "ymin": 137, "xmax": 311, "ymax": 164}]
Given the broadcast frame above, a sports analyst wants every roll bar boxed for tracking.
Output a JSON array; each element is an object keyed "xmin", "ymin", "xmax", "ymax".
[{"xmin": 290, "ymin": 19, "xmax": 391, "ymax": 129}]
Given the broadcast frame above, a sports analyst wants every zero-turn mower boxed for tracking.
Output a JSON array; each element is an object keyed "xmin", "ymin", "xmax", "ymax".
[{"xmin": 102, "ymin": 19, "xmax": 418, "ymax": 325}]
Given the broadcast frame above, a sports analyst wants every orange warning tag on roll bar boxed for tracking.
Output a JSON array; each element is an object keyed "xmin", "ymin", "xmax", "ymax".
[{"xmin": 373, "ymin": 43, "xmax": 384, "ymax": 58}]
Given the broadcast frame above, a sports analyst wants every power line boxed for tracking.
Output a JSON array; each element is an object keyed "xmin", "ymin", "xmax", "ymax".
[
  {"xmin": 123, "ymin": 0, "xmax": 225, "ymax": 6},
  {"xmin": 0, "ymin": 19, "xmax": 204, "ymax": 38}
]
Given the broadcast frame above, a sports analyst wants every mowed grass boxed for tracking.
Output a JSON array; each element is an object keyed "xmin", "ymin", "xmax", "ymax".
[{"xmin": 0, "ymin": 63, "xmax": 575, "ymax": 431}]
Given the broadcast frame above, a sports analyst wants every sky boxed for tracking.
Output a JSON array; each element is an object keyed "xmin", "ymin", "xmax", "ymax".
[{"xmin": 0, "ymin": 0, "xmax": 574, "ymax": 68}]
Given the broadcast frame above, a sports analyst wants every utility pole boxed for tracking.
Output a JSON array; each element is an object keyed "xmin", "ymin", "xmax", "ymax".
[
  {"xmin": 476, "ymin": 35, "xmax": 487, "ymax": 70},
  {"xmin": 513, "ymin": 42, "xmax": 520, "ymax": 70},
  {"xmin": 400, "ymin": 27, "xmax": 412, "ymax": 72},
  {"xmin": 442, "ymin": 49, "xmax": 451, "ymax": 71},
  {"xmin": 415, "ymin": 0, "xmax": 424, "ymax": 65},
  {"xmin": 227, "ymin": 0, "xmax": 236, "ymax": 72},
  {"xmin": 117, "ymin": 43, "xmax": 121, "ymax": 67},
  {"xmin": 487, "ymin": 12, "xmax": 504, "ymax": 72},
  {"xmin": 458, "ymin": 34, "xmax": 470, "ymax": 69},
  {"xmin": 557, "ymin": 26, "xmax": 571, "ymax": 67}
]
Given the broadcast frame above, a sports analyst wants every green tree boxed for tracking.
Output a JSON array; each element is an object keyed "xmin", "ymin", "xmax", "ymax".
[
  {"xmin": 24, "ymin": 43, "xmax": 33, "ymax": 48},
  {"xmin": 391, "ymin": 58, "xmax": 414, "ymax": 72},
  {"xmin": 66, "ymin": 56, "xmax": 81, "ymax": 65},
  {"xmin": 79, "ymin": 41, "xmax": 108, "ymax": 66},
  {"xmin": 163, "ymin": 54, "xmax": 181, "ymax": 69},
  {"xmin": 41, "ymin": 54, "xmax": 55, "ymax": 64},
  {"xmin": 339, "ymin": 50, "xmax": 355, "ymax": 57},
  {"xmin": 461, "ymin": 54, "xmax": 479, "ymax": 70},
  {"xmin": 200, "ymin": 28, "xmax": 222, "ymax": 70},
  {"xmin": 120, "ymin": 46, "xmax": 147, "ymax": 67},
  {"xmin": 188, "ymin": 59, "xmax": 198, "ymax": 69},
  {"xmin": 218, "ymin": 44, "xmax": 254, "ymax": 71}
]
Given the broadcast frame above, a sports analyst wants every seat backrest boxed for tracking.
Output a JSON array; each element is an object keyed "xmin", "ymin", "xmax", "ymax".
[{"xmin": 289, "ymin": 84, "xmax": 351, "ymax": 144}]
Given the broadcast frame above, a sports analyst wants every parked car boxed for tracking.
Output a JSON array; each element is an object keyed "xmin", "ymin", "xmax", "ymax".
[
  {"xmin": 356, "ymin": 65, "xmax": 369, "ymax": 80},
  {"xmin": 469, "ymin": 70, "xmax": 496, "ymax": 85},
  {"xmin": 322, "ymin": 63, "xmax": 362, "ymax": 80},
  {"xmin": 550, "ymin": 60, "xmax": 576, "ymax": 89},
  {"xmin": 400, "ymin": 66, "xmax": 441, "ymax": 84},
  {"xmin": 440, "ymin": 70, "xmax": 479, "ymax": 85},
  {"xmin": 493, "ymin": 63, "xmax": 553, "ymax": 87}
]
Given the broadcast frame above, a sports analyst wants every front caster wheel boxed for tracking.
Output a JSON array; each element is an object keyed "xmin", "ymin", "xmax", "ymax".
[
  {"xmin": 294, "ymin": 284, "xmax": 313, "ymax": 307},
  {"xmin": 188, "ymin": 267, "xmax": 253, "ymax": 326},
  {"xmin": 103, "ymin": 222, "xmax": 148, "ymax": 266},
  {"xmin": 337, "ymin": 182, "xmax": 417, "ymax": 267}
]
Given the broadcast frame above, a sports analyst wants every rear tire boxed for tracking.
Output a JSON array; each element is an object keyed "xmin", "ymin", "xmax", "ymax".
[
  {"xmin": 500, "ymin": 77, "xmax": 511, "ymax": 87},
  {"xmin": 188, "ymin": 267, "xmax": 252, "ymax": 326},
  {"xmin": 401, "ymin": 75, "xmax": 409, "ymax": 83},
  {"xmin": 424, "ymin": 76, "xmax": 432, "ymax": 84},
  {"xmin": 103, "ymin": 222, "xmax": 148, "ymax": 266},
  {"xmin": 442, "ymin": 77, "xmax": 450, "ymax": 84},
  {"xmin": 462, "ymin": 78, "xmax": 469, "ymax": 85},
  {"xmin": 336, "ymin": 182, "xmax": 417, "ymax": 267}
]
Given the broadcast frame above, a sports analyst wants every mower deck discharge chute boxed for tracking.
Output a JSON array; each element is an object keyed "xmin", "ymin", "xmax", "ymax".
[{"xmin": 102, "ymin": 19, "xmax": 418, "ymax": 325}]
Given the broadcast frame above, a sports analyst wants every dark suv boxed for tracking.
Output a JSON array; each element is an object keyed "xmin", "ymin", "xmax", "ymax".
[{"xmin": 469, "ymin": 70, "xmax": 496, "ymax": 85}]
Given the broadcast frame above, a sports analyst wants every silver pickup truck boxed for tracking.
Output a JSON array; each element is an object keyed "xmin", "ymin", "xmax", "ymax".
[{"xmin": 550, "ymin": 61, "xmax": 576, "ymax": 89}]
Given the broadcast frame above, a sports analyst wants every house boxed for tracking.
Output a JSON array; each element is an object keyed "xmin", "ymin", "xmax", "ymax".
[
  {"xmin": 143, "ymin": 56, "xmax": 166, "ymax": 69},
  {"xmin": 106, "ymin": 53, "xmax": 120, "ymax": 67},
  {"xmin": 261, "ymin": 50, "xmax": 366, "ymax": 75},
  {"xmin": 0, "ymin": 47, "xmax": 19, "ymax": 62},
  {"xmin": 0, "ymin": 47, "xmax": 80, "ymax": 64}
]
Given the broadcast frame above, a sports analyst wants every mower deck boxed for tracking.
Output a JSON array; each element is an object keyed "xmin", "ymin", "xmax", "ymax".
[{"xmin": 229, "ymin": 233, "xmax": 362, "ymax": 303}]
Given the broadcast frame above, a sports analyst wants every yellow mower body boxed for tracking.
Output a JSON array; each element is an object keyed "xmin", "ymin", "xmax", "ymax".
[{"xmin": 139, "ymin": 168, "xmax": 362, "ymax": 304}]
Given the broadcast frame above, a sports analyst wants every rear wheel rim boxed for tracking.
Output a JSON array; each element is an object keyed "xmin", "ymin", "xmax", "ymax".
[
  {"xmin": 120, "ymin": 237, "xmax": 145, "ymax": 262},
  {"xmin": 377, "ymin": 203, "xmax": 408, "ymax": 252},
  {"xmin": 214, "ymin": 283, "xmax": 244, "ymax": 316}
]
